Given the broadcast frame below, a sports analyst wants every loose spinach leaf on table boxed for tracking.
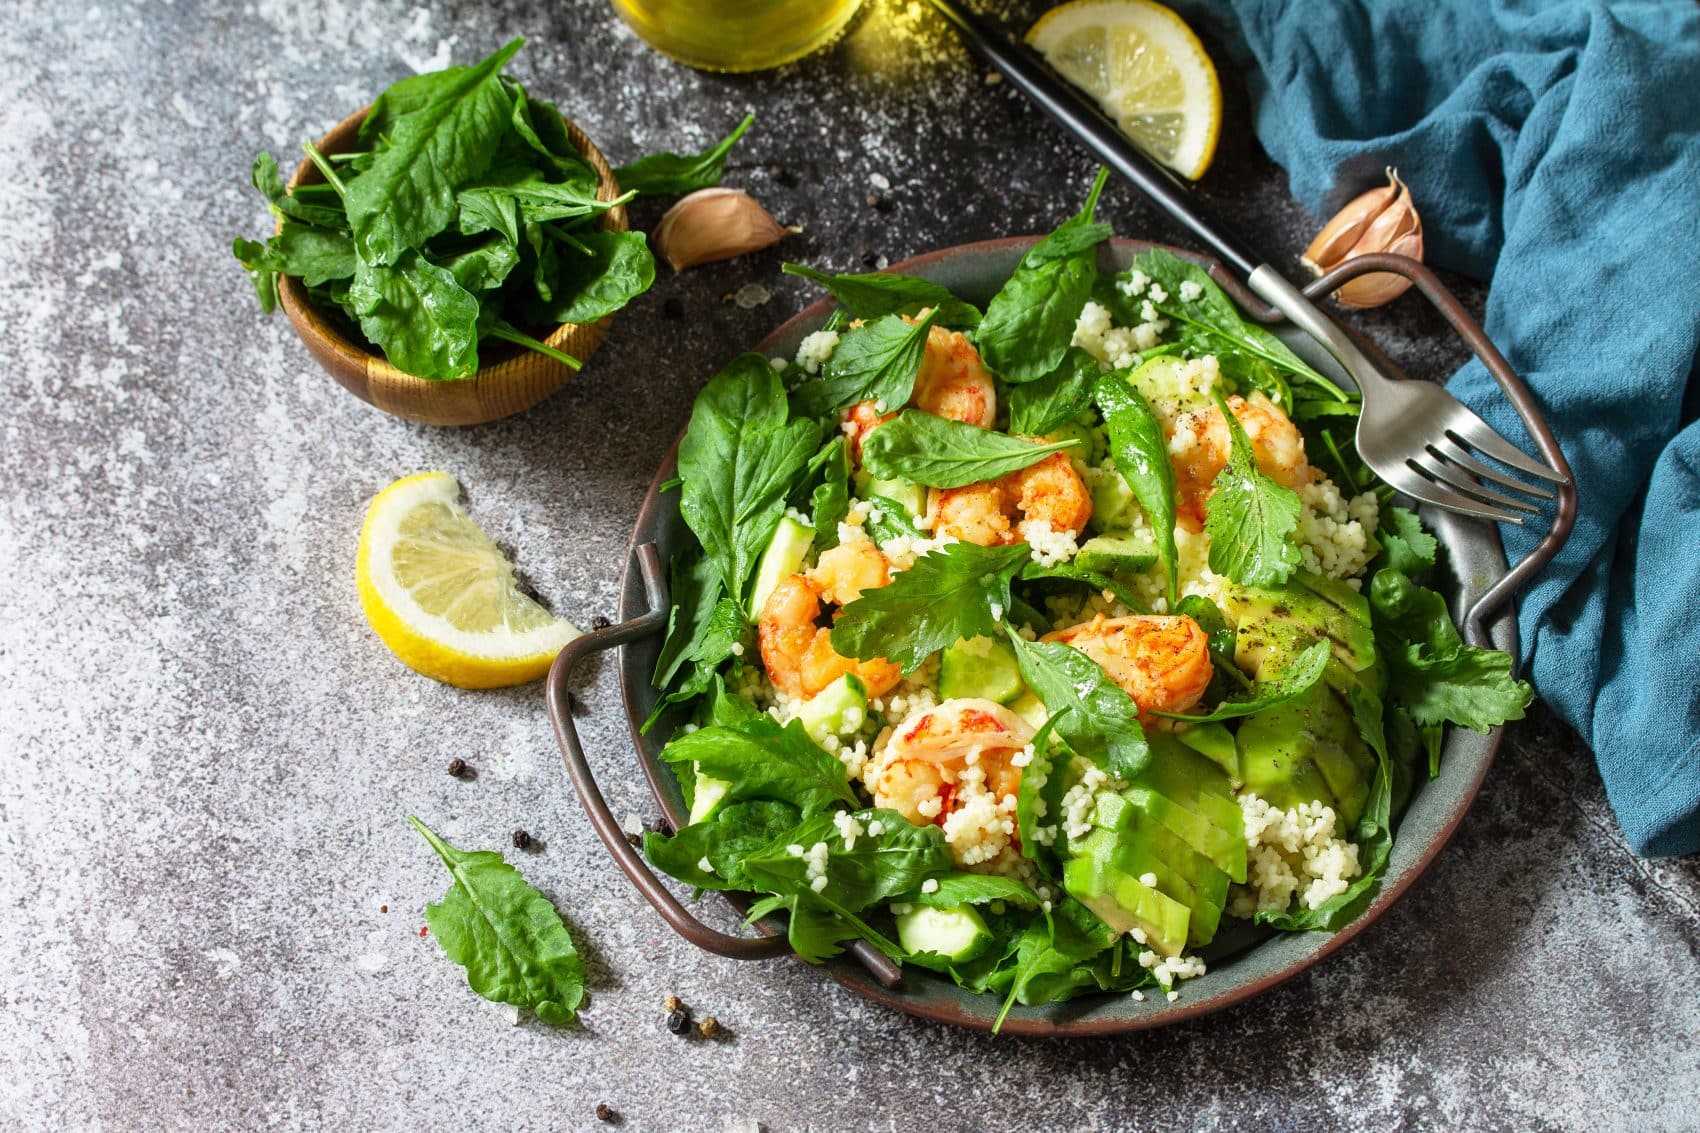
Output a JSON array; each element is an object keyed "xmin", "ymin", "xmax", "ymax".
[
  {"xmin": 678, "ymin": 353, "xmax": 823, "ymax": 611},
  {"xmin": 658, "ymin": 716, "xmax": 860, "ymax": 818},
  {"xmin": 782, "ymin": 263, "xmax": 982, "ymax": 328},
  {"xmin": 830, "ymin": 542, "xmax": 1032, "ymax": 673},
  {"xmin": 789, "ymin": 308, "xmax": 940, "ymax": 420},
  {"xmin": 1008, "ymin": 347, "xmax": 1100, "ymax": 436},
  {"xmin": 346, "ymin": 252, "xmax": 481, "ymax": 380},
  {"xmin": 1204, "ymin": 389, "xmax": 1303, "ymax": 586},
  {"xmin": 860, "ymin": 410, "xmax": 1077, "ymax": 488},
  {"xmin": 613, "ymin": 112, "xmax": 755, "ymax": 197},
  {"xmin": 977, "ymin": 168, "xmax": 1112, "ymax": 383},
  {"xmin": 409, "ymin": 816, "xmax": 586, "ymax": 1026},
  {"xmin": 1005, "ymin": 629, "xmax": 1150, "ymax": 778},
  {"xmin": 1153, "ymin": 639, "xmax": 1331, "ymax": 722},
  {"xmin": 1094, "ymin": 373, "xmax": 1180, "ymax": 603}
]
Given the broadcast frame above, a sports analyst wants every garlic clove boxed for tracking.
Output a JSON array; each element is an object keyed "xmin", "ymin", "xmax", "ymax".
[
  {"xmin": 1335, "ymin": 229, "xmax": 1425, "ymax": 309},
  {"xmin": 1300, "ymin": 177, "xmax": 1398, "ymax": 276},
  {"xmin": 652, "ymin": 187, "xmax": 798, "ymax": 272},
  {"xmin": 1302, "ymin": 168, "xmax": 1425, "ymax": 309}
]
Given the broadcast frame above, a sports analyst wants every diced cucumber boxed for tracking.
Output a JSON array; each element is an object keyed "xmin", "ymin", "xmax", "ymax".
[
  {"xmin": 1089, "ymin": 467, "xmax": 1140, "ymax": 532},
  {"xmin": 1008, "ymin": 690, "xmax": 1049, "ymax": 731},
  {"xmin": 1126, "ymin": 355, "xmax": 1189, "ymax": 404},
  {"xmin": 1062, "ymin": 852, "xmax": 1191, "ymax": 957},
  {"xmin": 895, "ymin": 903, "xmax": 993, "ymax": 969},
  {"xmin": 939, "ymin": 636, "xmax": 1024, "ymax": 704},
  {"xmin": 749, "ymin": 516, "xmax": 815, "ymax": 616},
  {"xmin": 688, "ymin": 771, "xmax": 730, "ymax": 825},
  {"xmin": 793, "ymin": 673, "xmax": 868, "ymax": 744},
  {"xmin": 1075, "ymin": 531, "xmax": 1158, "ymax": 575},
  {"xmin": 853, "ymin": 470, "xmax": 927, "ymax": 521}
]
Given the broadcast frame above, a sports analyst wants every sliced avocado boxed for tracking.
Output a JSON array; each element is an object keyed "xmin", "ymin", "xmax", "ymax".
[
  {"xmin": 793, "ymin": 673, "xmax": 868, "ymax": 744},
  {"xmin": 688, "ymin": 772, "xmax": 730, "ymax": 825},
  {"xmin": 1236, "ymin": 681, "xmax": 1372, "ymax": 827},
  {"xmin": 1226, "ymin": 574, "xmax": 1377, "ymax": 694},
  {"xmin": 1007, "ymin": 690, "xmax": 1049, "ymax": 731},
  {"xmin": 1176, "ymin": 722, "xmax": 1240, "ymax": 781},
  {"xmin": 1237, "ymin": 702, "xmax": 1340, "ymax": 817},
  {"xmin": 1102, "ymin": 816, "xmax": 1230, "ymax": 947},
  {"xmin": 853, "ymin": 469, "xmax": 926, "ymax": 521},
  {"xmin": 1063, "ymin": 852, "xmax": 1191, "ymax": 957},
  {"xmin": 1089, "ymin": 467, "xmax": 1140, "ymax": 532},
  {"xmin": 1100, "ymin": 787, "xmax": 1247, "ymax": 884},
  {"xmin": 939, "ymin": 636, "xmax": 1024, "ymax": 704},
  {"xmin": 896, "ymin": 903, "xmax": 993, "ymax": 969},
  {"xmin": 1075, "ymin": 531, "xmax": 1158, "ymax": 575},
  {"xmin": 1128, "ymin": 736, "xmax": 1244, "ymax": 838},
  {"xmin": 750, "ymin": 516, "xmax": 814, "ymax": 615}
]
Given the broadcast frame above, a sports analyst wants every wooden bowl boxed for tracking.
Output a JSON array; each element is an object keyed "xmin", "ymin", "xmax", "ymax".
[{"xmin": 278, "ymin": 106, "xmax": 628, "ymax": 427}]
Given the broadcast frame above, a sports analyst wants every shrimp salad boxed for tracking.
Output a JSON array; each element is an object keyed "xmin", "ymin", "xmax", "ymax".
[{"xmin": 644, "ymin": 171, "xmax": 1531, "ymax": 1024}]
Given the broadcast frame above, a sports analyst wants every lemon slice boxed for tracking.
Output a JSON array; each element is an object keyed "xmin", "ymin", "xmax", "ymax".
[
  {"xmin": 356, "ymin": 472, "xmax": 580, "ymax": 689},
  {"xmin": 1027, "ymin": 0, "xmax": 1222, "ymax": 180}
]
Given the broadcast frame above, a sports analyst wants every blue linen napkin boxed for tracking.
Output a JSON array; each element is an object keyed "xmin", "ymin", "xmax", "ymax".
[{"xmin": 1170, "ymin": 0, "xmax": 1700, "ymax": 855}]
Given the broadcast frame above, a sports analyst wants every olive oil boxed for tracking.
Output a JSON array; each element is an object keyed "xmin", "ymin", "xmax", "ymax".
[{"xmin": 611, "ymin": 0, "xmax": 863, "ymax": 72}]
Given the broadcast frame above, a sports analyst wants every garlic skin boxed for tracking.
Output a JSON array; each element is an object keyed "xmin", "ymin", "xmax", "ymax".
[
  {"xmin": 1300, "ymin": 168, "xmax": 1424, "ymax": 309},
  {"xmin": 652, "ymin": 187, "xmax": 797, "ymax": 272}
]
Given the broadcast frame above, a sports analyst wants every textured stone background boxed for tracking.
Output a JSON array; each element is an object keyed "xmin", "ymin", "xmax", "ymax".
[{"xmin": 2, "ymin": 1, "xmax": 1695, "ymax": 1130}]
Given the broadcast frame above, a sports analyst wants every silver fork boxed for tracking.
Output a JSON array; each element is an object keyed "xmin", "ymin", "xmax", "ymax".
[{"xmin": 1249, "ymin": 269, "xmax": 1568, "ymax": 523}]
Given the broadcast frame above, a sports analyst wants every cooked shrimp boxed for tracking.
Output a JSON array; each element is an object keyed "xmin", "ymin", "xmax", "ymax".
[
  {"xmin": 872, "ymin": 698, "xmax": 1034, "ymax": 826},
  {"xmin": 1043, "ymin": 614, "xmax": 1213, "ymax": 719},
  {"xmin": 841, "ymin": 324, "xmax": 996, "ymax": 462},
  {"xmin": 758, "ymin": 546, "xmax": 902, "ymax": 702},
  {"xmin": 929, "ymin": 449, "xmax": 1094, "ymax": 546},
  {"xmin": 1169, "ymin": 391, "xmax": 1314, "ymax": 529}
]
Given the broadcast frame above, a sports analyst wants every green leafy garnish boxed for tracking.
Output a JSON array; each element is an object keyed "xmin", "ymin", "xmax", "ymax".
[
  {"xmin": 831, "ymin": 542, "xmax": 1031, "ymax": 673},
  {"xmin": 1005, "ymin": 629, "xmax": 1150, "ymax": 778},
  {"xmin": 978, "ymin": 169, "xmax": 1112, "ymax": 383},
  {"xmin": 409, "ymin": 816, "xmax": 586, "ymax": 1026},
  {"xmin": 644, "ymin": 800, "xmax": 802, "ymax": 892},
  {"xmin": 678, "ymin": 354, "xmax": 822, "ymax": 611},
  {"xmin": 346, "ymin": 252, "xmax": 482, "ymax": 379},
  {"xmin": 1093, "ymin": 373, "xmax": 1180, "ymax": 602},
  {"xmin": 782, "ymin": 263, "xmax": 982, "ymax": 328},
  {"xmin": 807, "ymin": 437, "xmax": 852, "ymax": 550},
  {"xmin": 859, "ymin": 411, "xmax": 1078, "ymax": 488},
  {"xmin": 1007, "ymin": 348, "xmax": 1100, "ymax": 436},
  {"xmin": 1204, "ymin": 389, "xmax": 1303, "ymax": 586},
  {"xmin": 743, "ymin": 809, "xmax": 952, "ymax": 913},
  {"xmin": 658, "ymin": 717, "xmax": 860, "ymax": 817},
  {"xmin": 1154, "ymin": 639, "xmax": 1330, "ymax": 722},
  {"xmin": 898, "ymin": 873, "xmax": 1041, "ymax": 909},
  {"xmin": 612, "ymin": 112, "xmax": 754, "ymax": 197},
  {"xmin": 790, "ymin": 308, "xmax": 939, "ymax": 420},
  {"xmin": 1379, "ymin": 506, "xmax": 1438, "ymax": 576},
  {"xmin": 1369, "ymin": 569, "xmax": 1533, "ymax": 731},
  {"xmin": 524, "ymin": 229, "xmax": 655, "ymax": 324}
]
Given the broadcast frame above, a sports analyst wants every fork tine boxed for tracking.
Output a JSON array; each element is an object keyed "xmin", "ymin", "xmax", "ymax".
[
  {"xmin": 1412, "ymin": 457, "xmax": 1543, "ymax": 514},
  {"xmin": 1377, "ymin": 461, "xmax": 1526, "ymax": 524},
  {"xmin": 1428, "ymin": 437, "xmax": 1556, "ymax": 501},
  {"xmin": 1446, "ymin": 412, "xmax": 1568, "ymax": 483}
]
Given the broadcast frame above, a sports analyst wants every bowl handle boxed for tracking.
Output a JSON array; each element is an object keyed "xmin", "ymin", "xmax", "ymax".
[{"xmin": 545, "ymin": 543, "xmax": 904, "ymax": 986}]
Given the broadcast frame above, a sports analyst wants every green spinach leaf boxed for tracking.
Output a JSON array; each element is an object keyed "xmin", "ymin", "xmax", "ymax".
[
  {"xmin": 860, "ymin": 410, "xmax": 1077, "ymax": 489},
  {"xmin": 1203, "ymin": 389, "xmax": 1303, "ymax": 586},
  {"xmin": 251, "ymin": 151, "xmax": 347, "ymax": 229},
  {"xmin": 613, "ymin": 112, "xmax": 755, "ymax": 197},
  {"xmin": 658, "ymin": 717, "xmax": 859, "ymax": 817},
  {"xmin": 782, "ymin": 263, "xmax": 981, "ymax": 328},
  {"xmin": 1007, "ymin": 347, "xmax": 1099, "ymax": 436},
  {"xmin": 644, "ymin": 800, "xmax": 802, "ymax": 891},
  {"xmin": 1153, "ymin": 639, "xmax": 1330, "ymax": 721},
  {"xmin": 1005, "ymin": 630, "xmax": 1150, "ymax": 778},
  {"xmin": 347, "ymin": 252, "xmax": 481, "ymax": 380},
  {"xmin": 809, "ymin": 437, "xmax": 852, "ymax": 549},
  {"xmin": 526, "ymin": 229, "xmax": 655, "ymax": 324},
  {"xmin": 790, "ymin": 308, "xmax": 939, "ymax": 421},
  {"xmin": 1094, "ymin": 373, "xmax": 1180, "ymax": 602},
  {"xmin": 830, "ymin": 542, "xmax": 1032, "ymax": 673},
  {"xmin": 742, "ymin": 808, "xmax": 952, "ymax": 912},
  {"xmin": 898, "ymin": 873, "xmax": 1040, "ymax": 909}
]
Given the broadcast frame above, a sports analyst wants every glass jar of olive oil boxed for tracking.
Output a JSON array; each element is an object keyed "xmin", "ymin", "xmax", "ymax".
[{"xmin": 610, "ymin": 0, "xmax": 863, "ymax": 72}]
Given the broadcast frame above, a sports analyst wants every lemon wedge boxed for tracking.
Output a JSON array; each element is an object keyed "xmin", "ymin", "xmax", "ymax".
[
  {"xmin": 356, "ymin": 472, "xmax": 580, "ymax": 689},
  {"xmin": 1027, "ymin": 0, "xmax": 1222, "ymax": 180}
]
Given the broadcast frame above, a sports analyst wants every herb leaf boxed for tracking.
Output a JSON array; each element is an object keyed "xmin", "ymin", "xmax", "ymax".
[
  {"xmin": 1369, "ymin": 568, "xmax": 1532, "ymax": 731},
  {"xmin": 1154, "ymin": 639, "xmax": 1330, "ymax": 722},
  {"xmin": 409, "ymin": 816, "xmax": 586, "ymax": 1026},
  {"xmin": 898, "ymin": 873, "xmax": 1040, "ymax": 909},
  {"xmin": 1094, "ymin": 373, "xmax": 1180, "ymax": 602},
  {"xmin": 860, "ymin": 411, "xmax": 1077, "ymax": 489},
  {"xmin": 782, "ymin": 263, "xmax": 982, "ymax": 328},
  {"xmin": 1008, "ymin": 348, "xmax": 1099, "ymax": 436},
  {"xmin": 346, "ymin": 38, "xmax": 523, "ymax": 265},
  {"xmin": 1005, "ymin": 630, "xmax": 1151, "ymax": 778},
  {"xmin": 644, "ymin": 801, "xmax": 802, "ymax": 891},
  {"xmin": 678, "ymin": 354, "xmax": 823, "ymax": 611},
  {"xmin": 977, "ymin": 169, "xmax": 1111, "ymax": 383},
  {"xmin": 1379, "ymin": 506, "xmax": 1437, "ymax": 576},
  {"xmin": 658, "ymin": 717, "xmax": 859, "ymax": 817},
  {"xmin": 613, "ymin": 112, "xmax": 755, "ymax": 197},
  {"xmin": 346, "ymin": 253, "xmax": 481, "ymax": 380},
  {"xmin": 790, "ymin": 308, "xmax": 939, "ymax": 420},
  {"xmin": 526, "ymin": 229, "xmax": 655, "ymax": 324},
  {"xmin": 1203, "ymin": 390, "xmax": 1303, "ymax": 586},
  {"xmin": 831, "ymin": 542, "xmax": 1032, "ymax": 673},
  {"xmin": 743, "ymin": 808, "xmax": 952, "ymax": 913}
]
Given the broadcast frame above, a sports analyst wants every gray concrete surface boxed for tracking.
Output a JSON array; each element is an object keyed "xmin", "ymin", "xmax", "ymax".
[{"xmin": 2, "ymin": 1, "xmax": 1695, "ymax": 1130}]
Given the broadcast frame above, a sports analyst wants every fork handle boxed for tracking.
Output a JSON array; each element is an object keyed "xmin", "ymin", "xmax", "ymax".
[{"xmin": 1247, "ymin": 267, "xmax": 1391, "ymax": 396}]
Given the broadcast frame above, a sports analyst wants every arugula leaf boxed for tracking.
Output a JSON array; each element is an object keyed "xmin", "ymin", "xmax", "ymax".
[
  {"xmin": 782, "ymin": 263, "xmax": 982, "ymax": 328},
  {"xmin": 790, "ymin": 308, "xmax": 939, "ymax": 421},
  {"xmin": 658, "ymin": 717, "xmax": 859, "ymax": 817},
  {"xmin": 1203, "ymin": 389, "xmax": 1303, "ymax": 586},
  {"xmin": 1008, "ymin": 348, "xmax": 1099, "ymax": 436},
  {"xmin": 1369, "ymin": 569, "xmax": 1532, "ymax": 731},
  {"xmin": 1379, "ymin": 506, "xmax": 1438, "ymax": 576},
  {"xmin": 346, "ymin": 252, "xmax": 481, "ymax": 380},
  {"xmin": 898, "ymin": 873, "xmax": 1040, "ymax": 909},
  {"xmin": 678, "ymin": 354, "xmax": 823, "ymax": 610},
  {"xmin": 860, "ymin": 411, "xmax": 1077, "ymax": 489},
  {"xmin": 525, "ymin": 229, "xmax": 655, "ymax": 324},
  {"xmin": 830, "ymin": 542, "xmax": 1031, "ymax": 673},
  {"xmin": 1094, "ymin": 373, "xmax": 1180, "ymax": 602},
  {"xmin": 644, "ymin": 800, "xmax": 802, "ymax": 891},
  {"xmin": 1005, "ymin": 630, "xmax": 1150, "ymax": 778},
  {"xmin": 409, "ymin": 816, "xmax": 585, "ymax": 1025},
  {"xmin": 1132, "ymin": 248, "xmax": 1346, "ymax": 400},
  {"xmin": 346, "ymin": 38, "xmax": 523, "ymax": 265},
  {"xmin": 742, "ymin": 808, "xmax": 952, "ymax": 912},
  {"xmin": 612, "ymin": 112, "xmax": 754, "ymax": 197},
  {"xmin": 977, "ymin": 168, "xmax": 1112, "ymax": 383},
  {"xmin": 1154, "ymin": 639, "xmax": 1330, "ymax": 721},
  {"xmin": 808, "ymin": 437, "xmax": 851, "ymax": 549}
]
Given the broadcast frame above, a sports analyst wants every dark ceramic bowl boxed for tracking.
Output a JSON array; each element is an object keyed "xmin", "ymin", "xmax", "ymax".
[{"xmin": 553, "ymin": 237, "xmax": 1556, "ymax": 1035}]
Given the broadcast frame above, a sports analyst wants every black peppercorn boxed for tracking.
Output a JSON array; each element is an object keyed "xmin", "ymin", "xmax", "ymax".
[
  {"xmin": 595, "ymin": 1103, "xmax": 617, "ymax": 1123},
  {"xmin": 591, "ymin": 615, "xmax": 612, "ymax": 630},
  {"xmin": 666, "ymin": 1007, "xmax": 691, "ymax": 1035},
  {"xmin": 511, "ymin": 829, "xmax": 534, "ymax": 850},
  {"xmin": 447, "ymin": 758, "xmax": 466, "ymax": 778},
  {"xmin": 858, "ymin": 246, "xmax": 876, "ymax": 267}
]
